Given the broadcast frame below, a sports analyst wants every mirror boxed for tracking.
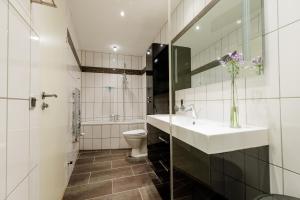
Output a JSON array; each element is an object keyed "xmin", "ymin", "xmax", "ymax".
[{"xmin": 172, "ymin": 0, "xmax": 263, "ymax": 90}]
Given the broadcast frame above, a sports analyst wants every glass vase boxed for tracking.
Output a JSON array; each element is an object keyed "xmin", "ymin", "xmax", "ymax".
[{"xmin": 230, "ymin": 76, "xmax": 240, "ymax": 128}]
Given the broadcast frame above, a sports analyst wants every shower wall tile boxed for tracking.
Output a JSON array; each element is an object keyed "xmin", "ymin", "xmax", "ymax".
[
  {"xmin": 0, "ymin": 0, "xmax": 8, "ymax": 98},
  {"xmin": 278, "ymin": 0, "xmax": 300, "ymax": 28},
  {"xmin": 0, "ymin": 99, "xmax": 6, "ymax": 200},
  {"xmin": 7, "ymin": 100, "xmax": 29, "ymax": 193},
  {"xmin": 8, "ymin": 6, "xmax": 30, "ymax": 99},
  {"xmin": 283, "ymin": 170, "xmax": 300, "ymax": 198}
]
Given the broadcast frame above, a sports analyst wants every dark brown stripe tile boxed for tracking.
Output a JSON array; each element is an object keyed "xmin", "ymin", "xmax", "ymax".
[
  {"xmin": 90, "ymin": 167, "xmax": 133, "ymax": 183},
  {"xmin": 139, "ymin": 185, "xmax": 162, "ymax": 200},
  {"xmin": 68, "ymin": 173, "xmax": 90, "ymax": 187},
  {"xmin": 73, "ymin": 161, "xmax": 111, "ymax": 174},
  {"xmin": 63, "ymin": 180, "xmax": 112, "ymax": 200},
  {"xmin": 94, "ymin": 154, "xmax": 127, "ymax": 162},
  {"xmin": 82, "ymin": 66, "xmax": 143, "ymax": 75},
  {"xmin": 112, "ymin": 158, "xmax": 146, "ymax": 169},
  {"xmin": 131, "ymin": 164, "xmax": 153, "ymax": 175},
  {"xmin": 91, "ymin": 189, "xmax": 142, "ymax": 200},
  {"xmin": 113, "ymin": 173, "xmax": 159, "ymax": 193}
]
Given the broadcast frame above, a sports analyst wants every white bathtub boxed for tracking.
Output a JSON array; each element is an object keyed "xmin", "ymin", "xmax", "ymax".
[{"xmin": 81, "ymin": 119, "xmax": 145, "ymax": 126}]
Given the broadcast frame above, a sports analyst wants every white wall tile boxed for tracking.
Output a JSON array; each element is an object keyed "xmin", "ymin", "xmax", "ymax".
[
  {"xmin": 183, "ymin": 0, "xmax": 193, "ymax": 26},
  {"xmin": 101, "ymin": 138, "xmax": 111, "ymax": 149},
  {"xmin": 85, "ymin": 103, "xmax": 94, "ymax": 120},
  {"xmin": 83, "ymin": 139, "xmax": 93, "ymax": 150},
  {"xmin": 85, "ymin": 88, "xmax": 94, "ymax": 102},
  {"xmin": 111, "ymin": 125, "xmax": 119, "ymax": 138},
  {"xmin": 92, "ymin": 139, "xmax": 101, "ymax": 150},
  {"xmin": 264, "ymin": 0, "xmax": 278, "ymax": 34},
  {"xmin": 85, "ymin": 73, "xmax": 95, "ymax": 87},
  {"xmin": 94, "ymin": 103, "xmax": 102, "ymax": 120},
  {"xmin": 246, "ymin": 99, "xmax": 282, "ymax": 166},
  {"xmin": 109, "ymin": 54, "xmax": 117, "ymax": 68},
  {"xmin": 95, "ymin": 73, "xmax": 102, "ymax": 88},
  {"xmin": 131, "ymin": 56, "xmax": 139, "ymax": 70},
  {"xmin": 28, "ymin": 168, "xmax": 39, "ymax": 200},
  {"xmin": 284, "ymin": 170, "xmax": 300, "ymax": 198},
  {"xmin": 8, "ymin": 6, "xmax": 30, "ymax": 99},
  {"xmin": 93, "ymin": 52, "xmax": 102, "ymax": 68},
  {"xmin": 206, "ymin": 83, "xmax": 223, "ymax": 100},
  {"xmin": 279, "ymin": 21, "xmax": 300, "ymax": 97},
  {"xmin": 278, "ymin": 0, "xmax": 300, "ymax": 28},
  {"xmin": 0, "ymin": 0, "xmax": 8, "ymax": 98},
  {"xmin": 101, "ymin": 125, "xmax": 110, "ymax": 138},
  {"xmin": 94, "ymin": 88, "xmax": 102, "ymax": 102},
  {"xmin": 0, "ymin": 99, "xmax": 6, "ymax": 200},
  {"xmin": 281, "ymin": 98, "xmax": 300, "ymax": 174},
  {"xmin": 176, "ymin": 2, "xmax": 184, "ymax": 33},
  {"xmin": 124, "ymin": 56, "xmax": 132, "ymax": 69},
  {"xmin": 270, "ymin": 165, "xmax": 283, "ymax": 194},
  {"xmin": 7, "ymin": 100, "xmax": 29, "ymax": 193},
  {"xmin": 246, "ymin": 31, "xmax": 280, "ymax": 99},
  {"xmin": 85, "ymin": 51, "xmax": 93, "ymax": 66},
  {"xmin": 7, "ymin": 178, "xmax": 28, "ymax": 200},
  {"xmin": 206, "ymin": 100, "xmax": 223, "ymax": 122},
  {"xmin": 193, "ymin": 0, "xmax": 205, "ymax": 17},
  {"xmin": 102, "ymin": 53, "xmax": 109, "ymax": 68},
  {"xmin": 92, "ymin": 126, "xmax": 101, "ymax": 139},
  {"xmin": 111, "ymin": 138, "xmax": 119, "ymax": 149},
  {"xmin": 102, "ymin": 102, "xmax": 110, "ymax": 118},
  {"xmin": 117, "ymin": 55, "xmax": 125, "ymax": 69},
  {"xmin": 83, "ymin": 126, "xmax": 93, "ymax": 139}
]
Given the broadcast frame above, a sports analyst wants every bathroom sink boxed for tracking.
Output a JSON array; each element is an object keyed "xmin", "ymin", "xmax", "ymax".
[{"xmin": 147, "ymin": 114, "xmax": 268, "ymax": 154}]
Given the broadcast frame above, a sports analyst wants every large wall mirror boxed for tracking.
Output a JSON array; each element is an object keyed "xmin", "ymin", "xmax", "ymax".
[{"xmin": 172, "ymin": 0, "xmax": 263, "ymax": 91}]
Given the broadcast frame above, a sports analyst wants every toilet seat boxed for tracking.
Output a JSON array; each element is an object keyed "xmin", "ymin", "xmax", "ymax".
[{"xmin": 123, "ymin": 129, "xmax": 147, "ymax": 139}]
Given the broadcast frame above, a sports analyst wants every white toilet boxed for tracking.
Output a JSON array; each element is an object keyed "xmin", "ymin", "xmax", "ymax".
[{"xmin": 122, "ymin": 129, "xmax": 147, "ymax": 158}]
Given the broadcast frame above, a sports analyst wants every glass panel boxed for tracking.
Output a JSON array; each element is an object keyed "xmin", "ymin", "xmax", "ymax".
[{"xmin": 169, "ymin": 0, "xmax": 263, "ymax": 199}]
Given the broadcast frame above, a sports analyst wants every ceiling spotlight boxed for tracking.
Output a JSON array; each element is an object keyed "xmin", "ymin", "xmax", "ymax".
[
  {"xmin": 120, "ymin": 11, "xmax": 125, "ymax": 17},
  {"xmin": 160, "ymin": 44, "xmax": 164, "ymax": 47},
  {"xmin": 195, "ymin": 25, "xmax": 200, "ymax": 30},
  {"xmin": 30, "ymin": 36, "xmax": 40, "ymax": 41},
  {"xmin": 147, "ymin": 50, "xmax": 151, "ymax": 55},
  {"xmin": 236, "ymin": 19, "xmax": 242, "ymax": 24},
  {"xmin": 113, "ymin": 46, "xmax": 118, "ymax": 52},
  {"xmin": 154, "ymin": 58, "xmax": 158, "ymax": 63}
]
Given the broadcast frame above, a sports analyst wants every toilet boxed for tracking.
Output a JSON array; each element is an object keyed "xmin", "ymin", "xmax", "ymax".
[{"xmin": 122, "ymin": 129, "xmax": 147, "ymax": 158}]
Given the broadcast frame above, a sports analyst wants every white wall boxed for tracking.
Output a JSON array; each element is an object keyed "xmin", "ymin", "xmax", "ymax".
[
  {"xmin": 0, "ymin": 0, "xmax": 81, "ymax": 200},
  {"xmin": 170, "ymin": 0, "xmax": 300, "ymax": 198}
]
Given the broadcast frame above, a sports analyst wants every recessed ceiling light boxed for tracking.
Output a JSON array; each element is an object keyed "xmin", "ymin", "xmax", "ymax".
[
  {"xmin": 30, "ymin": 36, "xmax": 40, "ymax": 41},
  {"xmin": 154, "ymin": 58, "xmax": 158, "ymax": 63},
  {"xmin": 113, "ymin": 46, "xmax": 118, "ymax": 52},
  {"xmin": 195, "ymin": 25, "xmax": 200, "ymax": 30},
  {"xmin": 236, "ymin": 19, "xmax": 242, "ymax": 24},
  {"xmin": 147, "ymin": 50, "xmax": 151, "ymax": 55},
  {"xmin": 160, "ymin": 44, "xmax": 164, "ymax": 47},
  {"xmin": 120, "ymin": 11, "xmax": 125, "ymax": 17}
]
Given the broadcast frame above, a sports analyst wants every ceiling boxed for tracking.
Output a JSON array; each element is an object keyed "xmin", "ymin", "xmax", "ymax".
[{"xmin": 68, "ymin": 0, "xmax": 168, "ymax": 56}]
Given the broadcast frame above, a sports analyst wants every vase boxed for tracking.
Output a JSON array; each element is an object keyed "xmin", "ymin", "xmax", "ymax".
[{"xmin": 230, "ymin": 76, "xmax": 240, "ymax": 128}]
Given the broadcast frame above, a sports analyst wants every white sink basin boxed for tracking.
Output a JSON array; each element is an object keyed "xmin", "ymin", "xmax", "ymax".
[{"xmin": 147, "ymin": 114, "xmax": 268, "ymax": 154}]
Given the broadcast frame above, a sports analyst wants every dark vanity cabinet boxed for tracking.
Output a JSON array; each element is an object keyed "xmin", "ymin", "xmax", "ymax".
[
  {"xmin": 147, "ymin": 124, "xmax": 170, "ymax": 200},
  {"xmin": 173, "ymin": 137, "xmax": 270, "ymax": 200},
  {"xmin": 146, "ymin": 43, "xmax": 170, "ymax": 115}
]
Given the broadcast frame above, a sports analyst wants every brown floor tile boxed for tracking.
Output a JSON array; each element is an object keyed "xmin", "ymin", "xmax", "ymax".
[
  {"xmin": 91, "ymin": 189, "xmax": 142, "ymax": 200},
  {"xmin": 113, "ymin": 173, "xmax": 159, "ymax": 193},
  {"xmin": 112, "ymin": 158, "xmax": 146, "ymax": 169},
  {"xmin": 79, "ymin": 150, "xmax": 110, "ymax": 158},
  {"xmin": 73, "ymin": 161, "xmax": 111, "ymax": 174},
  {"xmin": 90, "ymin": 167, "xmax": 133, "ymax": 183},
  {"xmin": 68, "ymin": 173, "xmax": 90, "ymax": 187},
  {"xmin": 63, "ymin": 180, "xmax": 112, "ymax": 200},
  {"xmin": 139, "ymin": 185, "xmax": 162, "ymax": 200},
  {"xmin": 131, "ymin": 164, "xmax": 153, "ymax": 175},
  {"xmin": 110, "ymin": 149, "xmax": 131, "ymax": 155},
  {"xmin": 95, "ymin": 154, "xmax": 127, "ymax": 162},
  {"xmin": 76, "ymin": 157, "xmax": 94, "ymax": 166}
]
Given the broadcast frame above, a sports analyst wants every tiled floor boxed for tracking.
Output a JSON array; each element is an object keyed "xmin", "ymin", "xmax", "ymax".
[{"xmin": 63, "ymin": 149, "xmax": 162, "ymax": 200}]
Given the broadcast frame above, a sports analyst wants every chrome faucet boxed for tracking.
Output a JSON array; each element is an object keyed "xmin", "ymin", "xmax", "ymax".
[{"xmin": 184, "ymin": 104, "xmax": 198, "ymax": 119}]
